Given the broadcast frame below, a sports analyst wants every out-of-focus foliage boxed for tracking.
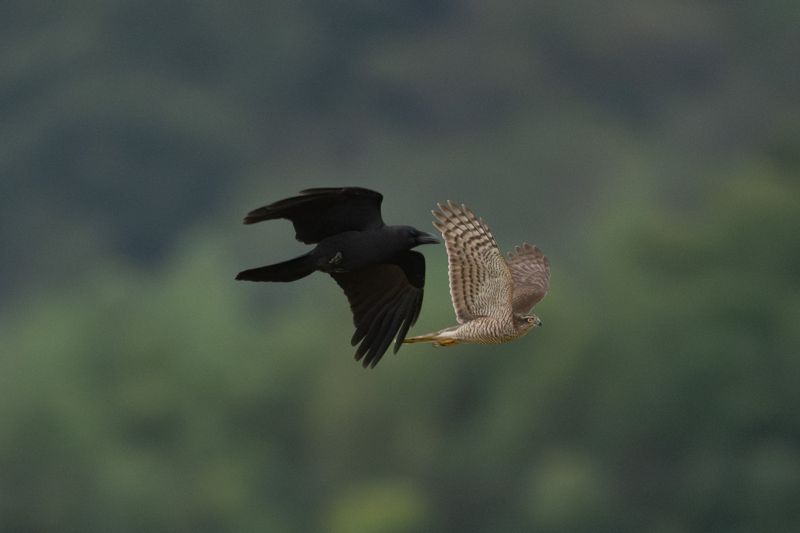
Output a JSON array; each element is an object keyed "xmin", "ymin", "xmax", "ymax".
[{"xmin": 2, "ymin": 1, "xmax": 799, "ymax": 532}]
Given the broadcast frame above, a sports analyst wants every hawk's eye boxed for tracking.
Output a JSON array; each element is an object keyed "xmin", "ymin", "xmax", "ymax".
[{"xmin": 527, "ymin": 317, "xmax": 534, "ymax": 323}]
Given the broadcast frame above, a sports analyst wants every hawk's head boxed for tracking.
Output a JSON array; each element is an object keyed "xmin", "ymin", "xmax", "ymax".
[{"xmin": 514, "ymin": 313, "xmax": 542, "ymax": 332}]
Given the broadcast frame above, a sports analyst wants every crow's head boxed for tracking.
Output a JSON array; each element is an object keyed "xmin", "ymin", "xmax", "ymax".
[{"xmin": 396, "ymin": 226, "xmax": 440, "ymax": 248}]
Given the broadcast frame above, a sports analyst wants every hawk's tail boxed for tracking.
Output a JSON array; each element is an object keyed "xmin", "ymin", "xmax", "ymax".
[
  {"xmin": 402, "ymin": 334, "xmax": 439, "ymax": 344},
  {"xmin": 403, "ymin": 331, "xmax": 459, "ymax": 346},
  {"xmin": 235, "ymin": 252, "xmax": 315, "ymax": 282}
]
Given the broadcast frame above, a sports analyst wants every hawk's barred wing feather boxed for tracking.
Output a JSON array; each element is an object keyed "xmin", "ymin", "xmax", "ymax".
[
  {"xmin": 506, "ymin": 243, "xmax": 550, "ymax": 313},
  {"xmin": 432, "ymin": 201, "xmax": 514, "ymax": 324}
]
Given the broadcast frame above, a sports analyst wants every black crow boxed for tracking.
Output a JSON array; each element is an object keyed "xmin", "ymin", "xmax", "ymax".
[{"xmin": 236, "ymin": 187, "xmax": 439, "ymax": 368}]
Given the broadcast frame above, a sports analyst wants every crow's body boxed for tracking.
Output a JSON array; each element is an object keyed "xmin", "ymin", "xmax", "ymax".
[{"xmin": 236, "ymin": 187, "xmax": 438, "ymax": 368}]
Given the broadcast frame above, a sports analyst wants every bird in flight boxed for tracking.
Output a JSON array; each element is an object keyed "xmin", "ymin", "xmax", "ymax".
[
  {"xmin": 404, "ymin": 201, "xmax": 549, "ymax": 347},
  {"xmin": 236, "ymin": 187, "xmax": 439, "ymax": 368}
]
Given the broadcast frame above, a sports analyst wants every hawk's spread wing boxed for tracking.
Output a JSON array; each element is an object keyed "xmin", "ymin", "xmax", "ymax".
[
  {"xmin": 432, "ymin": 202, "xmax": 514, "ymax": 324},
  {"xmin": 331, "ymin": 250, "xmax": 425, "ymax": 368},
  {"xmin": 243, "ymin": 187, "xmax": 384, "ymax": 244},
  {"xmin": 506, "ymin": 243, "xmax": 550, "ymax": 313}
]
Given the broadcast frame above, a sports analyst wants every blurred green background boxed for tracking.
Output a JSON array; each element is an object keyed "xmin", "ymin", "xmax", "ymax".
[{"xmin": 2, "ymin": 1, "xmax": 799, "ymax": 531}]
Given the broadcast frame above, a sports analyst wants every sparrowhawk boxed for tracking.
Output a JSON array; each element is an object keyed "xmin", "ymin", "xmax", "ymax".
[{"xmin": 404, "ymin": 201, "xmax": 549, "ymax": 347}]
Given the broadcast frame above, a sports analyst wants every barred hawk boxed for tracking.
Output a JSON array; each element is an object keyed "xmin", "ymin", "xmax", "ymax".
[{"xmin": 404, "ymin": 201, "xmax": 549, "ymax": 346}]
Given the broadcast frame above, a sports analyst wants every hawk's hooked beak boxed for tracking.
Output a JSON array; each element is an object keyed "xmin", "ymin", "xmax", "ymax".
[{"xmin": 415, "ymin": 231, "xmax": 440, "ymax": 245}]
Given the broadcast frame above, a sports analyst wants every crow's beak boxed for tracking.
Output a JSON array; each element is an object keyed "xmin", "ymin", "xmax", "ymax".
[{"xmin": 416, "ymin": 231, "xmax": 440, "ymax": 245}]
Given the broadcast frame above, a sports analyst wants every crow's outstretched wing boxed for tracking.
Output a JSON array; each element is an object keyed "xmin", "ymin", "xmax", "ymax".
[
  {"xmin": 243, "ymin": 187, "xmax": 384, "ymax": 243},
  {"xmin": 331, "ymin": 251, "xmax": 425, "ymax": 368}
]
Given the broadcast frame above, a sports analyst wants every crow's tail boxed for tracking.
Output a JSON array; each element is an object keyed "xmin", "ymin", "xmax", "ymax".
[{"xmin": 236, "ymin": 252, "xmax": 315, "ymax": 282}]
